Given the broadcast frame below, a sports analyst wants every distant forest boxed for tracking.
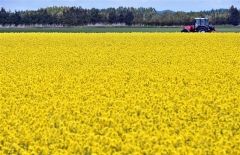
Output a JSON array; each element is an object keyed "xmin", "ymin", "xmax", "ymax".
[{"xmin": 0, "ymin": 5, "xmax": 239, "ymax": 26}]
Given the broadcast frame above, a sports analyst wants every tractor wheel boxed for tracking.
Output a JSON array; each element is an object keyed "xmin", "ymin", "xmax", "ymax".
[
  {"xmin": 198, "ymin": 28, "xmax": 207, "ymax": 33},
  {"xmin": 181, "ymin": 29, "xmax": 188, "ymax": 32}
]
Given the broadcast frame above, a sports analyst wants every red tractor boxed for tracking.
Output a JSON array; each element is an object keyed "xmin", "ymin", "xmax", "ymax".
[{"xmin": 181, "ymin": 18, "xmax": 215, "ymax": 32}]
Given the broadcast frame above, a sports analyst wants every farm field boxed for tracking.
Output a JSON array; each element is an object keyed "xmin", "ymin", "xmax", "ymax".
[
  {"xmin": 0, "ymin": 33, "xmax": 240, "ymax": 154},
  {"xmin": 0, "ymin": 26, "xmax": 181, "ymax": 33},
  {"xmin": 0, "ymin": 25, "xmax": 239, "ymax": 33}
]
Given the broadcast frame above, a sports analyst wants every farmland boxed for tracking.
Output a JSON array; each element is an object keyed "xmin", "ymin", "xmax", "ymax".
[
  {"xmin": 0, "ymin": 33, "xmax": 240, "ymax": 154},
  {"xmin": 0, "ymin": 25, "xmax": 239, "ymax": 33}
]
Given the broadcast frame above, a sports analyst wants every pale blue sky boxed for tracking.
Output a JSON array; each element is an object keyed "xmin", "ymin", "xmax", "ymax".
[{"xmin": 1, "ymin": 0, "xmax": 239, "ymax": 11}]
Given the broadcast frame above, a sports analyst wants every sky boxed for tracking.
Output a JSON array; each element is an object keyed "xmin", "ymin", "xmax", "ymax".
[{"xmin": 0, "ymin": 0, "xmax": 239, "ymax": 12}]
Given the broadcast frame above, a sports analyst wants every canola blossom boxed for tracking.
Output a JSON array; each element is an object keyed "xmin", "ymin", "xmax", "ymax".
[{"xmin": 0, "ymin": 33, "xmax": 240, "ymax": 154}]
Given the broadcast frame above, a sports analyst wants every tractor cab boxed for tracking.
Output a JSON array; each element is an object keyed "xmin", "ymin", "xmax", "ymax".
[
  {"xmin": 181, "ymin": 17, "xmax": 215, "ymax": 32},
  {"xmin": 194, "ymin": 18, "xmax": 209, "ymax": 28}
]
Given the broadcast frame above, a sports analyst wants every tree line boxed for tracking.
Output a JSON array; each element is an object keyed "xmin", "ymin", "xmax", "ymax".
[{"xmin": 0, "ymin": 5, "xmax": 239, "ymax": 26}]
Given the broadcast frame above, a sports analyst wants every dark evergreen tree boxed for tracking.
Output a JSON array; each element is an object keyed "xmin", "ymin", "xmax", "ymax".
[
  {"xmin": 108, "ymin": 8, "xmax": 117, "ymax": 24},
  {"xmin": 229, "ymin": 5, "xmax": 240, "ymax": 26},
  {"xmin": 0, "ymin": 8, "xmax": 8, "ymax": 25},
  {"xmin": 125, "ymin": 11, "xmax": 134, "ymax": 25},
  {"xmin": 89, "ymin": 8, "xmax": 100, "ymax": 24}
]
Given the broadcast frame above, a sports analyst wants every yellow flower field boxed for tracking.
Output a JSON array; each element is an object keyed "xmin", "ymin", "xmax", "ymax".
[{"xmin": 0, "ymin": 33, "xmax": 240, "ymax": 154}]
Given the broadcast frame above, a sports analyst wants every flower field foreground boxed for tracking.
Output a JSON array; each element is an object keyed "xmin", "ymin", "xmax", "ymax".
[{"xmin": 0, "ymin": 33, "xmax": 240, "ymax": 154}]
